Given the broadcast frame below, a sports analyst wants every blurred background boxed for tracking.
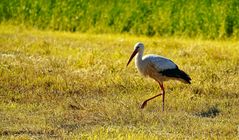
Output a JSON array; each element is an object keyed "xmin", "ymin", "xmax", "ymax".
[{"xmin": 1, "ymin": 0, "xmax": 239, "ymax": 39}]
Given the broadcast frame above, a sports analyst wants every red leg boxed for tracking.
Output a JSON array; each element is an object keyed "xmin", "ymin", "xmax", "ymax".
[
  {"xmin": 141, "ymin": 82, "xmax": 165, "ymax": 109},
  {"xmin": 141, "ymin": 93, "xmax": 162, "ymax": 109},
  {"xmin": 159, "ymin": 83, "xmax": 165, "ymax": 111}
]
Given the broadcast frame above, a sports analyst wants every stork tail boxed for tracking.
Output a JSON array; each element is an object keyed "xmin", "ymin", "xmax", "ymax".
[{"xmin": 178, "ymin": 69, "xmax": 191, "ymax": 84}]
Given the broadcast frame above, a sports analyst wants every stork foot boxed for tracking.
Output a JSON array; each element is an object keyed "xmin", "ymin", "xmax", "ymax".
[{"xmin": 141, "ymin": 101, "xmax": 147, "ymax": 109}]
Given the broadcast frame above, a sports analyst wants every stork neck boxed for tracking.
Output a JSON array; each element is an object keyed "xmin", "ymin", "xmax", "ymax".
[{"xmin": 136, "ymin": 50, "xmax": 143, "ymax": 64}]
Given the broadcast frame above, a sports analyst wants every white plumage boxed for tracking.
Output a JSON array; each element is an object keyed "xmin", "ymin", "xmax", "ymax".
[
  {"xmin": 127, "ymin": 42, "xmax": 191, "ymax": 111},
  {"xmin": 143, "ymin": 54, "xmax": 178, "ymax": 71}
]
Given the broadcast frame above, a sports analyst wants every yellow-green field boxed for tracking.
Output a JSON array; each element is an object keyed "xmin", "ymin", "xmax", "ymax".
[{"xmin": 0, "ymin": 24, "xmax": 239, "ymax": 139}]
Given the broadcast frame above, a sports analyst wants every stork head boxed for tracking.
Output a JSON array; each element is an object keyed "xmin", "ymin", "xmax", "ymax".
[{"xmin": 126, "ymin": 42, "xmax": 144, "ymax": 66}]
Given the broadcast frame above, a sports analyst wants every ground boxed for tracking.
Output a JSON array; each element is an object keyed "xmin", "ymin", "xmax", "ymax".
[{"xmin": 0, "ymin": 25, "xmax": 239, "ymax": 139}]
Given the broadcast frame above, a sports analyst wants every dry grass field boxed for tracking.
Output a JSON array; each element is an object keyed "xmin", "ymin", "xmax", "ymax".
[{"xmin": 0, "ymin": 25, "xmax": 239, "ymax": 139}]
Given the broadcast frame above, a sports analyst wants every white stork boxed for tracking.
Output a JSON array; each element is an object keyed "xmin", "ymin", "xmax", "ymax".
[{"xmin": 127, "ymin": 42, "xmax": 191, "ymax": 111}]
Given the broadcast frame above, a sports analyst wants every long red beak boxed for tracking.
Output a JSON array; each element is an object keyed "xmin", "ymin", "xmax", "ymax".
[{"xmin": 126, "ymin": 49, "xmax": 138, "ymax": 66}]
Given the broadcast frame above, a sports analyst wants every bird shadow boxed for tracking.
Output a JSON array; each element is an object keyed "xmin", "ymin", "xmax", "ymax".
[{"xmin": 195, "ymin": 106, "xmax": 220, "ymax": 118}]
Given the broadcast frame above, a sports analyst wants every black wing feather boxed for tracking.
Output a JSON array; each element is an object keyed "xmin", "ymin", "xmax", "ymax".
[{"xmin": 160, "ymin": 68, "xmax": 191, "ymax": 84}]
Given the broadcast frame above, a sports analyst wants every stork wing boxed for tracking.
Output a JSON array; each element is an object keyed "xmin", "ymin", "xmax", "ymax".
[{"xmin": 144, "ymin": 54, "xmax": 178, "ymax": 72}]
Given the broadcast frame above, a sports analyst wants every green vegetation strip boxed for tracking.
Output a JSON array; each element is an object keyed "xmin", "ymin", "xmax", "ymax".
[{"xmin": 1, "ymin": 0, "xmax": 239, "ymax": 39}]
